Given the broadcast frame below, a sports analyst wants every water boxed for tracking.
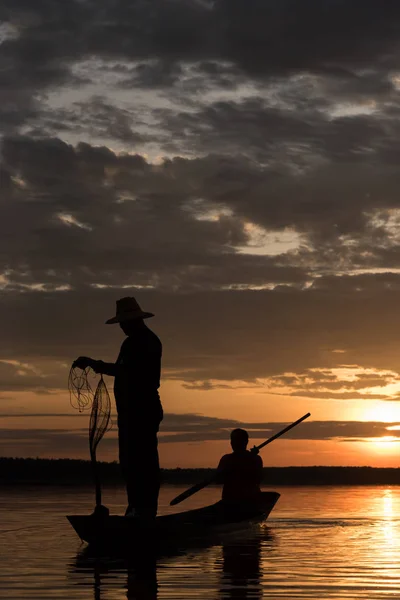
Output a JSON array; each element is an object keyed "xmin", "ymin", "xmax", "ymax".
[{"xmin": 1, "ymin": 485, "xmax": 400, "ymax": 598}]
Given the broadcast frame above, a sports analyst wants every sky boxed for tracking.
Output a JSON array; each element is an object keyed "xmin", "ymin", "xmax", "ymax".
[{"xmin": 2, "ymin": 0, "xmax": 400, "ymax": 468}]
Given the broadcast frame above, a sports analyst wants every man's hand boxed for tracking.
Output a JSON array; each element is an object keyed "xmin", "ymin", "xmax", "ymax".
[
  {"xmin": 73, "ymin": 356, "xmax": 95, "ymax": 370},
  {"xmin": 250, "ymin": 445, "xmax": 260, "ymax": 454}
]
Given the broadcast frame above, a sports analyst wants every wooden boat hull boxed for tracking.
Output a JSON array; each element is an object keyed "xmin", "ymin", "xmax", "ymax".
[{"xmin": 67, "ymin": 491, "xmax": 280, "ymax": 548}]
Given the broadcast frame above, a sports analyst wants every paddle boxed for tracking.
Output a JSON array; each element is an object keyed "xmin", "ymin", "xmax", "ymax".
[{"xmin": 169, "ymin": 412, "xmax": 311, "ymax": 506}]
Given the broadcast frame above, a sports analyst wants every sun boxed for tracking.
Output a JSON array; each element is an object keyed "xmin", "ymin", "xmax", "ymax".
[
  {"xmin": 362, "ymin": 401, "xmax": 400, "ymax": 423},
  {"xmin": 361, "ymin": 401, "xmax": 400, "ymax": 451},
  {"xmin": 367, "ymin": 436, "xmax": 400, "ymax": 454}
]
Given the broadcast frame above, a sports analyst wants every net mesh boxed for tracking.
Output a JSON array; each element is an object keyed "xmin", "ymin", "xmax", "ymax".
[
  {"xmin": 68, "ymin": 367, "xmax": 95, "ymax": 412},
  {"xmin": 68, "ymin": 366, "xmax": 112, "ymax": 511},
  {"xmin": 68, "ymin": 366, "xmax": 112, "ymax": 449},
  {"xmin": 88, "ymin": 375, "xmax": 112, "ymax": 456}
]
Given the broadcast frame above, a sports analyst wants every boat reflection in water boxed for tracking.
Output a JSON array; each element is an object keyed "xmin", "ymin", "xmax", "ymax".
[
  {"xmin": 70, "ymin": 526, "xmax": 275, "ymax": 600},
  {"xmin": 218, "ymin": 527, "xmax": 274, "ymax": 600},
  {"xmin": 219, "ymin": 536, "xmax": 262, "ymax": 599}
]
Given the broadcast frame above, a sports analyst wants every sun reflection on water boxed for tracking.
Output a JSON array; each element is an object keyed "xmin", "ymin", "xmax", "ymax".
[
  {"xmin": 375, "ymin": 488, "xmax": 400, "ymax": 583},
  {"xmin": 382, "ymin": 489, "xmax": 394, "ymax": 544}
]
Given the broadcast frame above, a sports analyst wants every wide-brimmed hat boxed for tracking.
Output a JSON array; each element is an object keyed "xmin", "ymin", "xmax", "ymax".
[{"xmin": 105, "ymin": 297, "xmax": 154, "ymax": 324}]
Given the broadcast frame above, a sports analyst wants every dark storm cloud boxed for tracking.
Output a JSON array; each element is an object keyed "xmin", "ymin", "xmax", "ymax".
[
  {"xmin": 151, "ymin": 97, "xmax": 392, "ymax": 163},
  {"xmin": 152, "ymin": 98, "xmax": 321, "ymax": 162},
  {"xmin": 1, "ymin": 0, "xmax": 400, "ymax": 143},
  {"xmin": 0, "ymin": 136, "xmax": 312, "ymax": 294},
  {"xmin": 37, "ymin": 97, "xmax": 148, "ymax": 144},
  {"xmin": 3, "ymin": 1, "xmax": 400, "ymax": 400},
  {"xmin": 121, "ymin": 60, "xmax": 185, "ymax": 90},
  {"xmin": 3, "ymin": 135, "xmax": 400, "ymax": 288},
  {"xmin": 0, "ymin": 125, "xmax": 399, "ymax": 393},
  {"xmin": 3, "ymin": 1, "xmax": 400, "ymax": 84}
]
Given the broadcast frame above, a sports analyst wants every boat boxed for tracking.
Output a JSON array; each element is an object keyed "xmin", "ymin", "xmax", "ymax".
[{"xmin": 67, "ymin": 491, "xmax": 280, "ymax": 549}]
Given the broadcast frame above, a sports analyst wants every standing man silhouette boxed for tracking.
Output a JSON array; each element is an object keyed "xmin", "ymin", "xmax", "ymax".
[{"xmin": 74, "ymin": 297, "xmax": 163, "ymax": 519}]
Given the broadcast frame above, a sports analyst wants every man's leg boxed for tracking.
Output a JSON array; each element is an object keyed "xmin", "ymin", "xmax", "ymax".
[
  {"xmin": 139, "ymin": 430, "xmax": 160, "ymax": 518},
  {"xmin": 118, "ymin": 415, "xmax": 161, "ymax": 517},
  {"xmin": 131, "ymin": 427, "xmax": 160, "ymax": 518},
  {"xmin": 118, "ymin": 418, "xmax": 136, "ymax": 511}
]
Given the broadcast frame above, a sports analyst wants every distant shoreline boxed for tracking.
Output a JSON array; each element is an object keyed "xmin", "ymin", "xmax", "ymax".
[{"xmin": 1, "ymin": 457, "xmax": 400, "ymax": 486}]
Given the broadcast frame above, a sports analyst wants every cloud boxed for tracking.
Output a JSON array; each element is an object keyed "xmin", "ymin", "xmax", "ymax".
[
  {"xmin": 3, "ymin": 136, "xmax": 400, "ymax": 294},
  {"xmin": 4, "ymin": 1, "xmax": 400, "ymax": 87},
  {"xmin": 2, "ymin": 284, "xmax": 400, "ymax": 389},
  {"xmin": 0, "ymin": 427, "xmax": 115, "ymax": 457},
  {"xmin": 3, "ymin": 1, "xmax": 400, "ymax": 161},
  {"xmin": 0, "ymin": 359, "xmax": 69, "ymax": 393},
  {"xmin": 2, "ymin": 1, "xmax": 400, "ymax": 408},
  {"xmin": 264, "ymin": 367, "xmax": 400, "ymax": 401},
  {"xmin": 1, "ymin": 414, "xmax": 400, "ymax": 458},
  {"xmin": 160, "ymin": 415, "xmax": 400, "ymax": 443},
  {"xmin": 39, "ymin": 97, "xmax": 148, "ymax": 145},
  {"xmin": 0, "ymin": 413, "xmax": 89, "ymax": 418}
]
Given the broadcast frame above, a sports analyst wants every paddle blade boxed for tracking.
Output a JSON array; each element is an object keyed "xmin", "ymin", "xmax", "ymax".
[{"xmin": 170, "ymin": 479, "xmax": 212, "ymax": 506}]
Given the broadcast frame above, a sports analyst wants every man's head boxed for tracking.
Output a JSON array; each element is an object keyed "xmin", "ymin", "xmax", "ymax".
[
  {"xmin": 105, "ymin": 297, "xmax": 154, "ymax": 333},
  {"xmin": 119, "ymin": 317, "xmax": 145, "ymax": 336},
  {"xmin": 230, "ymin": 428, "xmax": 249, "ymax": 452}
]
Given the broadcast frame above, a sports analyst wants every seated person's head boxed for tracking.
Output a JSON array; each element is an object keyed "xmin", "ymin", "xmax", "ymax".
[{"xmin": 230, "ymin": 428, "xmax": 249, "ymax": 452}]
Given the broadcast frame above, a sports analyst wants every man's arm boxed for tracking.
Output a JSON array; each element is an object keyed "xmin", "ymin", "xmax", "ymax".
[
  {"xmin": 75, "ymin": 358, "xmax": 133, "ymax": 378},
  {"xmin": 91, "ymin": 360, "xmax": 117, "ymax": 377},
  {"xmin": 72, "ymin": 356, "xmax": 117, "ymax": 377},
  {"xmin": 73, "ymin": 338, "xmax": 133, "ymax": 377},
  {"xmin": 73, "ymin": 336, "xmax": 160, "ymax": 382}
]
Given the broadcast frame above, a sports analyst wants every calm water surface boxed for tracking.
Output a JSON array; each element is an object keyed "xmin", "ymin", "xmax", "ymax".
[{"xmin": 1, "ymin": 485, "xmax": 400, "ymax": 598}]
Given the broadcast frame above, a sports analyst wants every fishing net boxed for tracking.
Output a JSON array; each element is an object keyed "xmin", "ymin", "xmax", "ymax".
[
  {"xmin": 69, "ymin": 366, "xmax": 112, "ymax": 514},
  {"xmin": 88, "ymin": 375, "xmax": 112, "ymax": 459},
  {"xmin": 68, "ymin": 366, "xmax": 112, "ymax": 438},
  {"xmin": 68, "ymin": 367, "xmax": 95, "ymax": 412}
]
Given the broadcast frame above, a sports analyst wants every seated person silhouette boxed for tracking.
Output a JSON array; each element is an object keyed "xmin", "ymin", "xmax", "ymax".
[{"xmin": 217, "ymin": 428, "xmax": 263, "ymax": 507}]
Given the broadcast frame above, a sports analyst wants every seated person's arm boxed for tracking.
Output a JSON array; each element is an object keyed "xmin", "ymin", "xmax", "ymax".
[
  {"xmin": 216, "ymin": 455, "xmax": 228, "ymax": 483},
  {"xmin": 255, "ymin": 455, "xmax": 263, "ymax": 483}
]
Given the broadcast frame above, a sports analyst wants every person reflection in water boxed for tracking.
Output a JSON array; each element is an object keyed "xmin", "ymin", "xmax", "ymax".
[
  {"xmin": 217, "ymin": 429, "xmax": 263, "ymax": 506},
  {"xmin": 126, "ymin": 554, "xmax": 158, "ymax": 600},
  {"xmin": 73, "ymin": 296, "xmax": 163, "ymax": 519},
  {"xmin": 72, "ymin": 547, "xmax": 158, "ymax": 600}
]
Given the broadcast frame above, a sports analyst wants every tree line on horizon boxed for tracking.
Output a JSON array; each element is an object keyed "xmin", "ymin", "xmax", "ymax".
[{"xmin": 1, "ymin": 457, "xmax": 400, "ymax": 486}]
